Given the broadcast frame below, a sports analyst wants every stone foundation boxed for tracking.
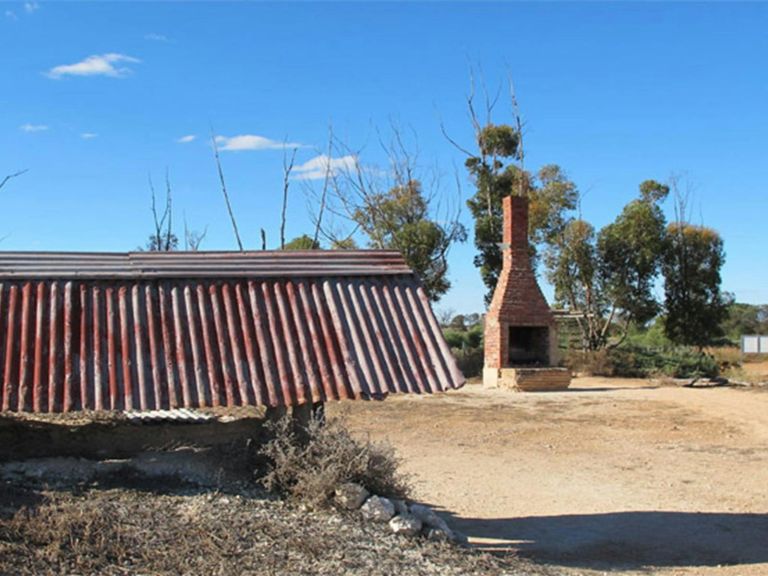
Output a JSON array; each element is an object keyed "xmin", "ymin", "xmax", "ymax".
[{"xmin": 483, "ymin": 367, "xmax": 571, "ymax": 392}]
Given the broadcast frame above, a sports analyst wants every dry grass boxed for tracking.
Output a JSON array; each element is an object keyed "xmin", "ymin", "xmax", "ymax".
[
  {"xmin": 0, "ymin": 485, "xmax": 553, "ymax": 576},
  {"xmin": 705, "ymin": 346, "xmax": 743, "ymax": 370}
]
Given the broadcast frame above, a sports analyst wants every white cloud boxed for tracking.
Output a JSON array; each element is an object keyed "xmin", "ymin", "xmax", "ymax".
[
  {"xmin": 293, "ymin": 154, "xmax": 358, "ymax": 181},
  {"xmin": 19, "ymin": 123, "xmax": 48, "ymax": 133},
  {"xmin": 214, "ymin": 134, "xmax": 304, "ymax": 152},
  {"xmin": 176, "ymin": 134, "xmax": 196, "ymax": 144},
  {"xmin": 145, "ymin": 33, "xmax": 169, "ymax": 42},
  {"xmin": 24, "ymin": 2, "xmax": 39, "ymax": 13},
  {"xmin": 80, "ymin": 132, "xmax": 98, "ymax": 139},
  {"xmin": 5, "ymin": 10, "xmax": 18, "ymax": 20},
  {"xmin": 46, "ymin": 53, "xmax": 141, "ymax": 79}
]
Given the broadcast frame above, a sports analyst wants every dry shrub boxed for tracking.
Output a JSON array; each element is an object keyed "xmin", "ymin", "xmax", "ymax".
[
  {"xmin": 258, "ymin": 414, "xmax": 409, "ymax": 509},
  {"xmin": 565, "ymin": 349, "xmax": 613, "ymax": 376},
  {"xmin": 705, "ymin": 346, "xmax": 743, "ymax": 370}
]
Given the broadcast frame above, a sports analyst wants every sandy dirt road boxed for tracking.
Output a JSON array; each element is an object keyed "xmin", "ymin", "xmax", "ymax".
[{"xmin": 334, "ymin": 378, "xmax": 768, "ymax": 576}]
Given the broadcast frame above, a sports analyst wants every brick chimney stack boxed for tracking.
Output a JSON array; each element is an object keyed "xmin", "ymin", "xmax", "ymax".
[
  {"xmin": 503, "ymin": 194, "xmax": 528, "ymax": 249},
  {"xmin": 483, "ymin": 194, "xmax": 559, "ymax": 388}
]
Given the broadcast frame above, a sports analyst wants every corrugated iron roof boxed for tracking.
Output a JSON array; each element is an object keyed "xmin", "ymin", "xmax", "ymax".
[
  {"xmin": 0, "ymin": 250, "xmax": 411, "ymax": 279},
  {"xmin": 0, "ymin": 251, "xmax": 464, "ymax": 413}
]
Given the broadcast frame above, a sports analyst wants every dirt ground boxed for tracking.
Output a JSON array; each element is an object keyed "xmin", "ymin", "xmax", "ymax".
[{"xmin": 334, "ymin": 377, "xmax": 768, "ymax": 576}]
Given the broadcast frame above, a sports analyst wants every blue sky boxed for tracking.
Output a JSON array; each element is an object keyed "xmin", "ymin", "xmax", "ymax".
[{"xmin": 1, "ymin": 1, "xmax": 767, "ymax": 314}]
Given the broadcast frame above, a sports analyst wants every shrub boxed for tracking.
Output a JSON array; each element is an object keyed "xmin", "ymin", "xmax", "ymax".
[
  {"xmin": 705, "ymin": 346, "xmax": 742, "ymax": 371},
  {"xmin": 566, "ymin": 345, "xmax": 719, "ymax": 379},
  {"xmin": 258, "ymin": 415, "xmax": 409, "ymax": 509},
  {"xmin": 443, "ymin": 328, "xmax": 465, "ymax": 349},
  {"xmin": 565, "ymin": 349, "xmax": 613, "ymax": 376},
  {"xmin": 451, "ymin": 346, "xmax": 484, "ymax": 378}
]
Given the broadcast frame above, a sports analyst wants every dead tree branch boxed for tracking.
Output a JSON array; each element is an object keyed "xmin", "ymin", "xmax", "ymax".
[
  {"xmin": 280, "ymin": 146, "xmax": 298, "ymax": 250},
  {"xmin": 508, "ymin": 71, "xmax": 526, "ymax": 197},
  {"xmin": 312, "ymin": 127, "xmax": 334, "ymax": 247},
  {"xmin": 147, "ymin": 171, "xmax": 175, "ymax": 251},
  {"xmin": 183, "ymin": 214, "xmax": 208, "ymax": 251},
  {"xmin": 211, "ymin": 129, "xmax": 244, "ymax": 251},
  {"xmin": 0, "ymin": 169, "xmax": 28, "ymax": 191}
]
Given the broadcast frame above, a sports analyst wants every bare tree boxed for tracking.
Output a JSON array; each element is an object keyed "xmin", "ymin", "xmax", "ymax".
[
  {"xmin": 312, "ymin": 126, "xmax": 335, "ymax": 247},
  {"xmin": 145, "ymin": 170, "xmax": 178, "ymax": 251},
  {"xmin": 280, "ymin": 146, "xmax": 298, "ymax": 249},
  {"xmin": 0, "ymin": 169, "xmax": 28, "ymax": 191},
  {"xmin": 183, "ymin": 214, "xmax": 208, "ymax": 251},
  {"xmin": 211, "ymin": 130, "xmax": 244, "ymax": 251},
  {"xmin": 435, "ymin": 307, "xmax": 456, "ymax": 327},
  {"xmin": 305, "ymin": 123, "xmax": 467, "ymax": 300}
]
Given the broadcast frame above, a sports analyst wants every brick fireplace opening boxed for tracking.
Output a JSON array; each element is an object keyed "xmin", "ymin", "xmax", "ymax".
[
  {"xmin": 508, "ymin": 326, "xmax": 550, "ymax": 366},
  {"xmin": 483, "ymin": 195, "xmax": 570, "ymax": 391}
]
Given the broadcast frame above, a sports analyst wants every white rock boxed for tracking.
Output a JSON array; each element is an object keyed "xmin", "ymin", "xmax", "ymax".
[
  {"xmin": 360, "ymin": 495, "xmax": 396, "ymax": 522},
  {"xmin": 334, "ymin": 483, "xmax": 370, "ymax": 510},
  {"xmin": 389, "ymin": 513, "xmax": 422, "ymax": 536}
]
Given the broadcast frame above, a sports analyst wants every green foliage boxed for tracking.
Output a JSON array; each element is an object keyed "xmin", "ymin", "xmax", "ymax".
[
  {"xmin": 529, "ymin": 165, "xmax": 580, "ymax": 248},
  {"xmin": 143, "ymin": 233, "xmax": 179, "ymax": 252},
  {"xmin": 330, "ymin": 237, "xmax": 359, "ymax": 250},
  {"xmin": 546, "ymin": 219, "xmax": 612, "ymax": 350},
  {"xmin": 625, "ymin": 318, "xmax": 670, "ymax": 348},
  {"xmin": 546, "ymin": 181, "xmax": 669, "ymax": 350},
  {"xmin": 352, "ymin": 180, "xmax": 466, "ymax": 301},
  {"xmin": 443, "ymin": 323, "xmax": 483, "ymax": 350},
  {"xmin": 464, "ymin": 125, "xmax": 577, "ymax": 304},
  {"xmin": 597, "ymin": 184, "xmax": 668, "ymax": 326},
  {"xmin": 451, "ymin": 347, "xmax": 484, "ymax": 379},
  {"xmin": 662, "ymin": 223, "xmax": 728, "ymax": 348},
  {"xmin": 283, "ymin": 235, "xmax": 320, "ymax": 250},
  {"xmin": 465, "ymin": 124, "xmax": 523, "ymax": 304},
  {"xmin": 477, "ymin": 124, "xmax": 520, "ymax": 157},
  {"xmin": 721, "ymin": 301, "xmax": 768, "ymax": 341},
  {"xmin": 639, "ymin": 179, "xmax": 670, "ymax": 203},
  {"xmin": 615, "ymin": 345, "xmax": 719, "ymax": 378},
  {"xmin": 442, "ymin": 313, "xmax": 484, "ymax": 377}
]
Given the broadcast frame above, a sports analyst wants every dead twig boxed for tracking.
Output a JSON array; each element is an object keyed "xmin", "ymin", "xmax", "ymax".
[{"xmin": 0, "ymin": 169, "xmax": 28, "ymax": 191}]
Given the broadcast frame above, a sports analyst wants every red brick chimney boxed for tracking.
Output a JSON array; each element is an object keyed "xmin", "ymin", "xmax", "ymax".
[{"xmin": 483, "ymin": 195, "xmax": 558, "ymax": 387}]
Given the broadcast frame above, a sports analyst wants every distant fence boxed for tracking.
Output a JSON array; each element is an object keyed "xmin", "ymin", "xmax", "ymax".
[{"xmin": 741, "ymin": 335, "xmax": 768, "ymax": 354}]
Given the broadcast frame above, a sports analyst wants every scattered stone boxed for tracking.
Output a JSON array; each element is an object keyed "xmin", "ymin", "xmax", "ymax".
[
  {"xmin": 360, "ymin": 495, "xmax": 395, "ymax": 522},
  {"xmin": 334, "ymin": 483, "xmax": 369, "ymax": 510},
  {"xmin": 388, "ymin": 513, "xmax": 422, "ymax": 536}
]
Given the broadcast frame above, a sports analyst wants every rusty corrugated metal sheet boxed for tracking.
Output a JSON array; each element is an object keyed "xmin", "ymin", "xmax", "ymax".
[
  {"xmin": 0, "ymin": 250, "xmax": 411, "ymax": 279},
  {"xmin": 0, "ymin": 252, "xmax": 464, "ymax": 413}
]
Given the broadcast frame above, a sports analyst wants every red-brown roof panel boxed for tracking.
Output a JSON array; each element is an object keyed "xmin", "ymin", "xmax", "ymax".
[{"xmin": 0, "ymin": 251, "xmax": 464, "ymax": 413}]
